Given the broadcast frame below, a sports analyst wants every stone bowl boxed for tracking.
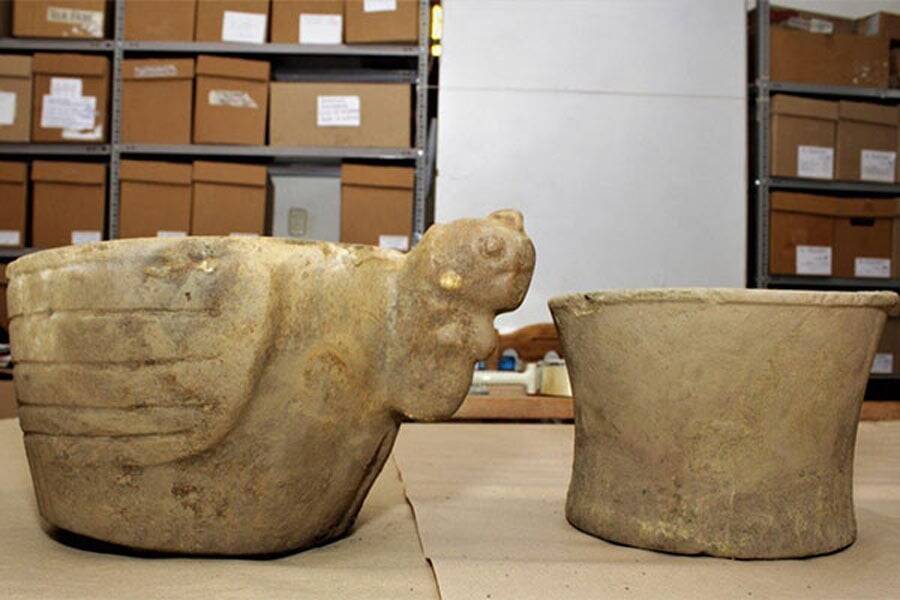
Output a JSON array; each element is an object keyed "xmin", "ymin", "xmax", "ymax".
[
  {"xmin": 549, "ymin": 288, "xmax": 898, "ymax": 559},
  {"xmin": 7, "ymin": 210, "xmax": 534, "ymax": 556}
]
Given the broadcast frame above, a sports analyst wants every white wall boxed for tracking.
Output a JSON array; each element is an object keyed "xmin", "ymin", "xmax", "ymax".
[{"xmin": 435, "ymin": 0, "xmax": 748, "ymax": 330}]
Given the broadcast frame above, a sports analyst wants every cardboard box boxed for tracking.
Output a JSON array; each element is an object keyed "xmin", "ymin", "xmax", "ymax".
[
  {"xmin": 195, "ymin": 0, "xmax": 270, "ymax": 44},
  {"xmin": 769, "ymin": 192, "xmax": 836, "ymax": 276},
  {"xmin": 767, "ymin": 6, "xmax": 857, "ymax": 35},
  {"xmin": 122, "ymin": 58, "xmax": 194, "ymax": 144},
  {"xmin": 769, "ymin": 27, "xmax": 888, "ymax": 88},
  {"xmin": 0, "ymin": 379, "xmax": 15, "ymax": 420},
  {"xmin": 120, "ymin": 160, "xmax": 192, "ymax": 239},
  {"xmin": 836, "ymin": 101, "xmax": 897, "ymax": 183},
  {"xmin": 833, "ymin": 198, "xmax": 895, "ymax": 278},
  {"xmin": 873, "ymin": 305, "xmax": 900, "ymax": 375},
  {"xmin": 856, "ymin": 12, "xmax": 900, "ymax": 42},
  {"xmin": 770, "ymin": 95, "xmax": 837, "ymax": 179},
  {"xmin": 345, "ymin": 0, "xmax": 418, "ymax": 44},
  {"xmin": 31, "ymin": 161, "xmax": 106, "ymax": 248},
  {"xmin": 0, "ymin": 54, "xmax": 31, "ymax": 142},
  {"xmin": 270, "ymin": 164, "xmax": 341, "ymax": 242},
  {"xmin": 31, "ymin": 53, "xmax": 109, "ymax": 143},
  {"xmin": 13, "ymin": 0, "xmax": 106, "ymax": 38},
  {"xmin": 0, "ymin": 263, "xmax": 7, "ymax": 335},
  {"xmin": 892, "ymin": 48, "xmax": 900, "ymax": 88},
  {"xmin": 340, "ymin": 164, "xmax": 413, "ymax": 248},
  {"xmin": 0, "ymin": 161, "xmax": 27, "ymax": 248},
  {"xmin": 191, "ymin": 161, "xmax": 268, "ymax": 236},
  {"xmin": 194, "ymin": 55, "xmax": 269, "ymax": 145},
  {"xmin": 271, "ymin": 0, "xmax": 343, "ymax": 44},
  {"xmin": 269, "ymin": 82, "xmax": 410, "ymax": 147},
  {"xmin": 124, "ymin": 0, "xmax": 196, "ymax": 41}
]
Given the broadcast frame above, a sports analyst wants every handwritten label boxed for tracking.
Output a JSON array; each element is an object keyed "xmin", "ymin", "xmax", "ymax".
[
  {"xmin": 208, "ymin": 90, "xmax": 258, "ymax": 109},
  {"xmin": 379, "ymin": 235, "xmax": 409, "ymax": 251},
  {"xmin": 157, "ymin": 230, "xmax": 187, "ymax": 238},
  {"xmin": 797, "ymin": 145, "xmax": 833, "ymax": 179},
  {"xmin": 860, "ymin": 150, "xmax": 896, "ymax": 183},
  {"xmin": 222, "ymin": 11, "xmax": 267, "ymax": 44},
  {"xmin": 299, "ymin": 14, "xmax": 342, "ymax": 44},
  {"xmin": 0, "ymin": 230, "xmax": 21, "ymax": 246},
  {"xmin": 50, "ymin": 77, "xmax": 82, "ymax": 98},
  {"xmin": 71, "ymin": 230, "xmax": 102, "ymax": 245},
  {"xmin": 317, "ymin": 95, "xmax": 361, "ymax": 127},
  {"xmin": 364, "ymin": 0, "xmax": 397, "ymax": 12},
  {"xmin": 41, "ymin": 95, "xmax": 96, "ymax": 130},
  {"xmin": 854, "ymin": 257, "xmax": 890, "ymax": 278},
  {"xmin": 0, "ymin": 92, "xmax": 15, "ymax": 125},
  {"xmin": 796, "ymin": 245, "xmax": 831, "ymax": 276},
  {"xmin": 871, "ymin": 353, "xmax": 894, "ymax": 374}
]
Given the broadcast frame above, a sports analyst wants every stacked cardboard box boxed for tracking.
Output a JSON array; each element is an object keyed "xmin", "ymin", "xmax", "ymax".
[
  {"xmin": 0, "ymin": 263, "xmax": 7, "ymax": 334},
  {"xmin": 836, "ymin": 101, "xmax": 897, "ymax": 183},
  {"xmin": 31, "ymin": 53, "xmax": 109, "ymax": 143},
  {"xmin": 770, "ymin": 192, "xmax": 897, "ymax": 278},
  {"xmin": 0, "ymin": 161, "xmax": 27, "ymax": 248},
  {"xmin": 770, "ymin": 95, "xmax": 837, "ymax": 179},
  {"xmin": 12, "ymin": 0, "xmax": 106, "ymax": 39},
  {"xmin": 874, "ymin": 304, "xmax": 900, "ymax": 375},
  {"xmin": 122, "ymin": 58, "xmax": 195, "ymax": 144},
  {"xmin": 191, "ymin": 161, "xmax": 268, "ymax": 236},
  {"xmin": 0, "ymin": 55, "xmax": 31, "ymax": 142},
  {"xmin": 124, "ymin": 0, "xmax": 197, "ymax": 41},
  {"xmin": 345, "ymin": 0, "xmax": 419, "ymax": 44},
  {"xmin": 194, "ymin": 55, "xmax": 269, "ymax": 145},
  {"xmin": 270, "ymin": 164, "xmax": 341, "ymax": 242},
  {"xmin": 272, "ymin": 0, "xmax": 344, "ymax": 44},
  {"xmin": 196, "ymin": 0, "xmax": 270, "ymax": 44},
  {"xmin": 341, "ymin": 163, "xmax": 413, "ymax": 249},
  {"xmin": 119, "ymin": 160, "xmax": 192, "ymax": 239},
  {"xmin": 269, "ymin": 81, "xmax": 411, "ymax": 147},
  {"xmin": 30, "ymin": 160, "xmax": 106, "ymax": 248}
]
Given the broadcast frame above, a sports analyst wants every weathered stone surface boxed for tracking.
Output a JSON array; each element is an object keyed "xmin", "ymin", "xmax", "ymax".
[
  {"xmin": 7, "ymin": 210, "xmax": 534, "ymax": 555},
  {"xmin": 550, "ymin": 288, "xmax": 897, "ymax": 559}
]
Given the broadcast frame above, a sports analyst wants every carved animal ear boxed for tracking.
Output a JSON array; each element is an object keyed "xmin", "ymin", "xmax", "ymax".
[{"xmin": 488, "ymin": 210, "xmax": 524, "ymax": 232}]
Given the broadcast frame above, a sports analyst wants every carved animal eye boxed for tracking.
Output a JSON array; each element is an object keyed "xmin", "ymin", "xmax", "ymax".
[{"xmin": 479, "ymin": 235, "xmax": 505, "ymax": 258}]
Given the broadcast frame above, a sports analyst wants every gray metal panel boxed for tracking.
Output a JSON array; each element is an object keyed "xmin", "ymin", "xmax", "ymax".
[
  {"xmin": 118, "ymin": 144, "xmax": 417, "ymax": 159},
  {"xmin": 0, "ymin": 247, "xmax": 36, "ymax": 259},
  {"xmin": 413, "ymin": 0, "xmax": 431, "ymax": 241},
  {"xmin": 0, "ymin": 144, "xmax": 110, "ymax": 155},
  {"xmin": 121, "ymin": 41, "xmax": 418, "ymax": 57},
  {"xmin": 768, "ymin": 276, "xmax": 900, "ymax": 290},
  {"xmin": 270, "ymin": 172, "xmax": 341, "ymax": 243},
  {"xmin": 0, "ymin": 39, "xmax": 113, "ymax": 51},
  {"xmin": 768, "ymin": 177, "xmax": 900, "ymax": 195},
  {"xmin": 768, "ymin": 82, "xmax": 900, "ymax": 100}
]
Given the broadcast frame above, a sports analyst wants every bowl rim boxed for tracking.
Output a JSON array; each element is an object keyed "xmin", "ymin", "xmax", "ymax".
[{"xmin": 548, "ymin": 288, "xmax": 900, "ymax": 311}]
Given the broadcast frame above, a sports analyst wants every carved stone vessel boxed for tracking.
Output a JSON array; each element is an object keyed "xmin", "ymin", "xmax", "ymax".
[
  {"xmin": 8, "ymin": 210, "xmax": 534, "ymax": 555},
  {"xmin": 550, "ymin": 288, "xmax": 897, "ymax": 559}
]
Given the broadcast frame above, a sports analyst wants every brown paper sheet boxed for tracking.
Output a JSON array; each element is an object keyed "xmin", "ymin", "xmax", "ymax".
[
  {"xmin": 394, "ymin": 423, "xmax": 900, "ymax": 600},
  {"xmin": 0, "ymin": 420, "xmax": 438, "ymax": 600}
]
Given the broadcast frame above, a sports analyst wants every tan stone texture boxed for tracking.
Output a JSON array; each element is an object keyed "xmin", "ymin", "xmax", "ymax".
[
  {"xmin": 550, "ymin": 288, "xmax": 898, "ymax": 559},
  {"xmin": 6, "ymin": 210, "xmax": 535, "ymax": 555}
]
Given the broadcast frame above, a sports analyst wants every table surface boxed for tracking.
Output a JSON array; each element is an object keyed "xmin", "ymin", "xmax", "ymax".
[{"xmin": 2, "ymin": 419, "xmax": 899, "ymax": 600}]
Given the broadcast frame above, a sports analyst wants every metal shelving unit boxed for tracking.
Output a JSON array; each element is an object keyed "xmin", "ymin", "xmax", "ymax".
[
  {"xmin": 750, "ymin": 1, "xmax": 900, "ymax": 387},
  {"xmin": 0, "ymin": 0, "xmax": 435, "ymax": 242},
  {"xmin": 750, "ymin": 0, "xmax": 900, "ymax": 291}
]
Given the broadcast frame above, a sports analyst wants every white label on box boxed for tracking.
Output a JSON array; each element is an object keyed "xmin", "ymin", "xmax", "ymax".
[
  {"xmin": 46, "ymin": 7, "xmax": 103, "ymax": 37},
  {"xmin": 860, "ymin": 150, "xmax": 896, "ymax": 183},
  {"xmin": 62, "ymin": 123, "xmax": 102, "ymax": 140},
  {"xmin": 157, "ymin": 230, "xmax": 187, "ymax": 238},
  {"xmin": 364, "ymin": 0, "xmax": 397, "ymax": 12},
  {"xmin": 41, "ymin": 95, "xmax": 96, "ymax": 130},
  {"xmin": 379, "ymin": 235, "xmax": 409, "ymax": 251},
  {"xmin": 208, "ymin": 90, "xmax": 258, "ymax": 109},
  {"xmin": 0, "ymin": 92, "xmax": 15, "ymax": 126},
  {"xmin": 855, "ymin": 257, "xmax": 891, "ymax": 278},
  {"xmin": 797, "ymin": 145, "xmax": 834, "ymax": 179},
  {"xmin": 229, "ymin": 232, "xmax": 260, "ymax": 238},
  {"xmin": 299, "ymin": 14, "xmax": 342, "ymax": 44},
  {"xmin": 134, "ymin": 64, "xmax": 178, "ymax": 79},
  {"xmin": 50, "ymin": 77, "xmax": 82, "ymax": 99},
  {"xmin": 71, "ymin": 230, "xmax": 101, "ymax": 245},
  {"xmin": 871, "ymin": 352, "xmax": 894, "ymax": 374},
  {"xmin": 796, "ymin": 245, "xmax": 832, "ymax": 276},
  {"xmin": 317, "ymin": 95, "xmax": 361, "ymax": 127},
  {"xmin": 222, "ymin": 11, "xmax": 267, "ymax": 44},
  {"xmin": 0, "ymin": 230, "xmax": 21, "ymax": 246}
]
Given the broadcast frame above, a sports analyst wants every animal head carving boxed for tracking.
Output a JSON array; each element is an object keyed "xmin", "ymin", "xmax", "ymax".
[{"xmin": 388, "ymin": 210, "xmax": 535, "ymax": 421}]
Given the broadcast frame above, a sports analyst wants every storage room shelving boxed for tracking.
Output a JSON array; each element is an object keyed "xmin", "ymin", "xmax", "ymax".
[
  {"xmin": 750, "ymin": 0, "xmax": 900, "ymax": 291},
  {"xmin": 0, "ymin": 0, "xmax": 436, "ymax": 255}
]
